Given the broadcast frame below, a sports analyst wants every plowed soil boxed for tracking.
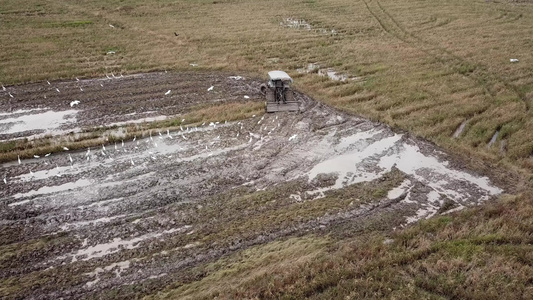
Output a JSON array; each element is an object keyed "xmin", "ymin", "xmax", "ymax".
[{"xmin": 0, "ymin": 72, "xmax": 504, "ymax": 299}]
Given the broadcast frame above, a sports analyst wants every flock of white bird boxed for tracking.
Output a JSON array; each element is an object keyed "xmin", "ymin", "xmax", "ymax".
[
  {"xmin": 2, "ymin": 113, "xmax": 297, "ymax": 187},
  {"xmin": 1, "ymin": 74, "xmax": 278, "ymax": 186}
]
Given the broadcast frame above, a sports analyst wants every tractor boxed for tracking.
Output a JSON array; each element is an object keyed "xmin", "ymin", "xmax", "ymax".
[{"xmin": 260, "ymin": 71, "xmax": 299, "ymax": 113}]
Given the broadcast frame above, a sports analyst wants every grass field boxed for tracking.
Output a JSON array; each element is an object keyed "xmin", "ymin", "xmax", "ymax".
[{"xmin": 1, "ymin": 0, "xmax": 532, "ymax": 298}]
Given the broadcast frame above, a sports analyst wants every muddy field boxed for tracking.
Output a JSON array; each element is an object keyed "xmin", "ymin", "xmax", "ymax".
[{"xmin": 0, "ymin": 72, "xmax": 503, "ymax": 299}]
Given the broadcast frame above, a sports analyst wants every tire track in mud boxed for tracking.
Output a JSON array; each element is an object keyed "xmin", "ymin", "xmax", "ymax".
[{"xmin": 362, "ymin": 0, "xmax": 529, "ymax": 144}]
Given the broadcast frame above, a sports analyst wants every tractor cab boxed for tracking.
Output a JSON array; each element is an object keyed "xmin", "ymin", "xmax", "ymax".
[{"xmin": 261, "ymin": 71, "xmax": 299, "ymax": 113}]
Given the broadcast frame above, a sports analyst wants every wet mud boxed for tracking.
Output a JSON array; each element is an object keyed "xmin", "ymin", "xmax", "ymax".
[{"xmin": 0, "ymin": 72, "xmax": 503, "ymax": 299}]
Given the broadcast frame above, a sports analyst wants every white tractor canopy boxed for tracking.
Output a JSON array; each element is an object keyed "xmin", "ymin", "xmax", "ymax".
[{"xmin": 268, "ymin": 70, "xmax": 293, "ymax": 83}]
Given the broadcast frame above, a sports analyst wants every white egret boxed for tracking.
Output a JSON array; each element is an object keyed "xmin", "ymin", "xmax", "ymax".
[
  {"xmin": 68, "ymin": 154, "xmax": 73, "ymax": 163},
  {"xmin": 76, "ymin": 77, "xmax": 79, "ymax": 81},
  {"xmin": 47, "ymin": 81, "xmax": 51, "ymax": 85},
  {"xmin": 18, "ymin": 155, "xmax": 21, "ymax": 164},
  {"xmin": 207, "ymin": 86, "xmax": 214, "ymax": 91},
  {"xmin": 130, "ymin": 159, "xmax": 135, "ymax": 166},
  {"xmin": 70, "ymin": 100, "xmax": 80, "ymax": 107},
  {"xmin": 8, "ymin": 92, "xmax": 13, "ymax": 98},
  {"xmin": 55, "ymin": 88, "xmax": 60, "ymax": 93},
  {"xmin": 63, "ymin": 146, "xmax": 69, "ymax": 151},
  {"xmin": 3, "ymin": 177, "xmax": 6, "ymax": 184},
  {"xmin": 34, "ymin": 155, "xmax": 40, "ymax": 158},
  {"xmin": 165, "ymin": 90, "xmax": 171, "ymax": 95},
  {"xmin": 45, "ymin": 153, "xmax": 51, "ymax": 157},
  {"xmin": 102, "ymin": 144, "xmax": 106, "ymax": 151},
  {"xmin": 121, "ymin": 140, "xmax": 124, "ymax": 147}
]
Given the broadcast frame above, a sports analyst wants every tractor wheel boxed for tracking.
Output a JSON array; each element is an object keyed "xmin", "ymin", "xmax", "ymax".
[{"xmin": 260, "ymin": 84, "xmax": 268, "ymax": 96}]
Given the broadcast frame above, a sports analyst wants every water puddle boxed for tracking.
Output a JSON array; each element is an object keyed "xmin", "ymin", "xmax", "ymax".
[
  {"xmin": 487, "ymin": 130, "xmax": 499, "ymax": 148},
  {"xmin": 85, "ymin": 260, "xmax": 131, "ymax": 287},
  {"xmin": 281, "ymin": 18, "xmax": 312, "ymax": 30},
  {"xmin": 10, "ymin": 178, "xmax": 93, "ymax": 202},
  {"xmin": 69, "ymin": 225, "xmax": 191, "ymax": 261},
  {"xmin": 60, "ymin": 215, "xmax": 128, "ymax": 231},
  {"xmin": 297, "ymin": 63, "xmax": 320, "ymax": 74},
  {"xmin": 105, "ymin": 115, "xmax": 168, "ymax": 127},
  {"xmin": 280, "ymin": 18, "xmax": 337, "ymax": 35},
  {"xmin": 14, "ymin": 165, "xmax": 73, "ymax": 182},
  {"xmin": 308, "ymin": 130, "xmax": 502, "ymax": 204},
  {"xmin": 318, "ymin": 69, "xmax": 348, "ymax": 81},
  {"xmin": 297, "ymin": 63, "xmax": 353, "ymax": 81},
  {"xmin": 453, "ymin": 120, "xmax": 467, "ymax": 138},
  {"xmin": 387, "ymin": 179, "xmax": 412, "ymax": 199},
  {"xmin": 0, "ymin": 109, "xmax": 77, "ymax": 137}
]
